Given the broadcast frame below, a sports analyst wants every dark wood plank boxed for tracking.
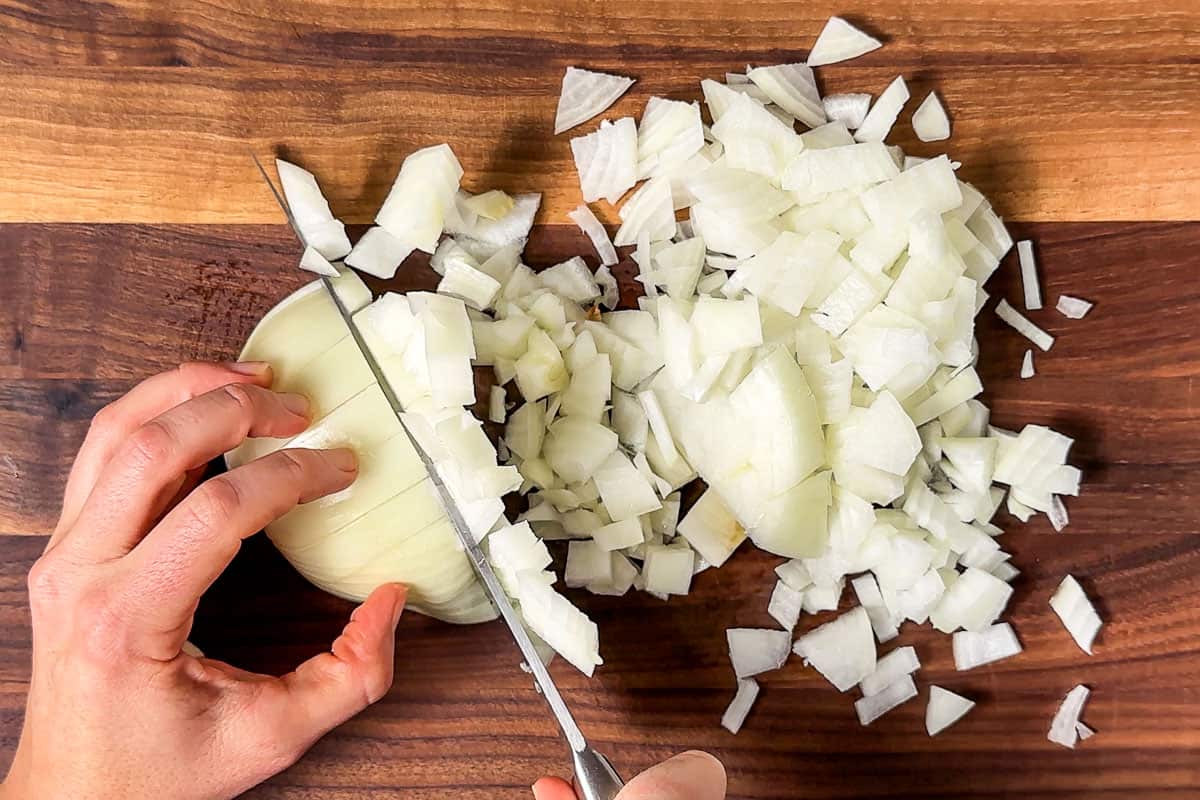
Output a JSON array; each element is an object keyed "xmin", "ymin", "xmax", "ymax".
[{"xmin": 1, "ymin": 527, "xmax": 1198, "ymax": 798}]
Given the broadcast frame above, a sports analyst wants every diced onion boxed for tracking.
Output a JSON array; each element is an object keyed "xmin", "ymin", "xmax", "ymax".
[
  {"xmin": 952, "ymin": 622, "xmax": 1022, "ymax": 670},
  {"xmin": 926, "ymin": 685, "xmax": 975, "ymax": 735},
  {"xmin": 1017, "ymin": 240, "xmax": 1042, "ymax": 310},
  {"xmin": 1020, "ymin": 349, "xmax": 1035, "ymax": 379},
  {"xmin": 793, "ymin": 606, "xmax": 876, "ymax": 691},
  {"xmin": 911, "ymin": 92, "xmax": 951, "ymax": 142},
  {"xmin": 822, "ymin": 93, "xmax": 872, "ymax": 130},
  {"xmin": 855, "ymin": 674, "xmax": 917, "ymax": 726},
  {"xmin": 1056, "ymin": 294, "xmax": 1094, "ymax": 319},
  {"xmin": 807, "ymin": 17, "xmax": 883, "ymax": 67},
  {"xmin": 1048, "ymin": 684, "xmax": 1091, "ymax": 749},
  {"xmin": 1049, "ymin": 575, "xmax": 1102, "ymax": 654},
  {"xmin": 555, "ymin": 66, "xmax": 635, "ymax": 135},
  {"xmin": 860, "ymin": 645, "xmax": 920, "ymax": 696},
  {"xmin": 298, "ymin": 245, "xmax": 338, "ymax": 277},
  {"xmin": 854, "ymin": 76, "xmax": 909, "ymax": 144},
  {"xmin": 721, "ymin": 678, "xmax": 761, "ymax": 734},
  {"xmin": 568, "ymin": 204, "xmax": 619, "ymax": 267},
  {"xmin": 677, "ymin": 488, "xmax": 747, "ymax": 567},
  {"xmin": 728, "ymin": 628, "xmax": 792, "ymax": 679}
]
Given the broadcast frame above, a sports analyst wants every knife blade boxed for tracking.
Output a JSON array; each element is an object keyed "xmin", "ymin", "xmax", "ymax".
[{"xmin": 249, "ymin": 152, "xmax": 623, "ymax": 800}]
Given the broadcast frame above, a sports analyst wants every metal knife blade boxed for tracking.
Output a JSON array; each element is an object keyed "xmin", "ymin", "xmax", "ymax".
[{"xmin": 246, "ymin": 153, "xmax": 610, "ymax": 767}]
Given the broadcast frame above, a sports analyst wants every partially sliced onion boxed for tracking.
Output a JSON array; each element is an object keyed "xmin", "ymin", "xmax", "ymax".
[
  {"xmin": 728, "ymin": 628, "xmax": 792, "ymax": 679},
  {"xmin": 1049, "ymin": 575, "xmax": 1101, "ymax": 654},
  {"xmin": 926, "ymin": 685, "xmax": 975, "ymax": 735},
  {"xmin": 555, "ymin": 66, "xmax": 636, "ymax": 135},
  {"xmin": 912, "ymin": 92, "xmax": 951, "ymax": 142},
  {"xmin": 721, "ymin": 678, "xmax": 761, "ymax": 734},
  {"xmin": 807, "ymin": 16, "xmax": 883, "ymax": 67}
]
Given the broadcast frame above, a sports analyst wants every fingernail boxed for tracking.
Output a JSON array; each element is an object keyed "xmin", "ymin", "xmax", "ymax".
[
  {"xmin": 325, "ymin": 447, "xmax": 358, "ymax": 472},
  {"xmin": 227, "ymin": 360, "xmax": 271, "ymax": 376},
  {"xmin": 390, "ymin": 584, "xmax": 408, "ymax": 628},
  {"xmin": 280, "ymin": 392, "xmax": 310, "ymax": 417}
]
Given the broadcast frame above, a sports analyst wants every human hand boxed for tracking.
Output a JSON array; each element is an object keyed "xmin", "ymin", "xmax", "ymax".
[
  {"xmin": 531, "ymin": 750, "xmax": 727, "ymax": 800},
  {"xmin": 1, "ymin": 362, "xmax": 406, "ymax": 800}
]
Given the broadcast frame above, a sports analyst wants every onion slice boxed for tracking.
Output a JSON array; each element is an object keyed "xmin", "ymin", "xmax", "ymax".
[
  {"xmin": 952, "ymin": 622, "xmax": 1022, "ymax": 670},
  {"xmin": 728, "ymin": 628, "xmax": 792, "ymax": 679},
  {"xmin": 807, "ymin": 17, "xmax": 883, "ymax": 67},
  {"xmin": 793, "ymin": 606, "xmax": 876, "ymax": 691},
  {"xmin": 298, "ymin": 246, "xmax": 338, "ymax": 277},
  {"xmin": 721, "ymin": 678, "xmax": 761, "ymax": 734},
  {"xmin": 1048, "ymin": 684, "xmax": 1091, "ymax": 748},
  {"xmin": 1020, "ymin": 350, "xmax": 1035, "ymax": 379},
  {"xmin": 1049, "ymin": 575, "xmax": 1102, "ymax": 654},
  {"xmin": 926, "ymin": 685, "xmax": 975, "ymax": 735},
  {"xmin": 822, "ymin": 93, "xmax": 872, "ymax": 130},
  {"xmin": 1056, "ymin": 294, "xmax": 1094, "ymax": 319},
  {"xmin": 995, "ymin": 299, "xmax": 1055, "ymax": 352},
  {"xmin": 911, "ymin": 92, "xmax": 951, "ymax": 142},
  {"xmin": 854, "ymin": 76, "xmax": 909, "ymax": 143},
  {"xmin": 568, "ymin": 204, "xmax": 619, "ymax": 267},
  {"xmin": 555, "ymin": 66, "xmax": 636, "ymax": 135},
  {"xmin": 860, "ymin": 646, "xmax": 920, "ymax": 696},
  {"xmin": 855, "ymin": 674, "xmax": 917, "ymax": 726},
  {"xmin": 1017, "ymin": 240, "xmax": 1042, "ymax": 310}
]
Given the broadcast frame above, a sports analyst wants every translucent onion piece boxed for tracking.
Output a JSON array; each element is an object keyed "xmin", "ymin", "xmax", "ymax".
[
  {"xmin": 1049, "ymin": 575, "xmax": 1102, "ymax": 654},
  {"xmin": 1056, "ymin": 294, "xmax": 1094, "ymax": 319},
  {"xmin": 855, "ymin": 674, "xmax": 917, "ymax": 726},
  {"xmin": 566, "ymin": 539, "xmax": 613, "ymax": 588},
  {"xmin": 614, "ymin": 177, "xmax": 676, "ymax": 246},
  {"xmin": 677, "ymin": 488, "xmax": 747, "ymax": 568},
  {"xmin": 554, "ymin": 66, "xmax": 636, "ymax": 135},
  {"xmin": 572, "ymin": 118, "xmax": 639, "ymax": 204},
  {"xmin": 1048, "ymin": 684, "xmax": 1090, "ymax": 749},
  {"xmin": 746, "ymin": 63, "xmax": 826, "ymax": 129},
  {"xmin": 728, "ymin": 628, "xmax": 792, "ymax": 679},
  {"xmin": 1020, "ymin": 349, "xmax": 1035, "ymax": 379},
  {"xmin": 912, "ymin": 92, "xmax": 951, "ymax": 142},
  {"xmin": 807, "ymin": 16, "xmax": 883, "ymax": 67},
  {"xmin": 637, "ymin": 96, "xmax": 705, "ymax": 178},
  {"xmin": 345, "ymin": 226, "xmax": 412, "ymax": 279},
  {"xmin": 853, "ymin": 76, "xmax": 910, "ymax": 143},
  {"xmin": 926, "ymin": 685, "xmax": 975, "ymax": 735},
  {"xmin": 376, "ymin": 144, "xmax": 464, "ymax": 255},
  {"xmin": 463, "ymin": 189, "xmax": 514, "ymax": 221},
  {"xmin": 860, "ymin": 646, "xmax": 920, "ymax": 696},
  {"xmin": 822, "ymin": 93, "xmax": 872, "ymax": 130},
  {"xmin": 952, "ymin": 622, "xmax": 1022, "ymax": 670},
  {"xmin": 517, "ymin": 570, "xmax": 602, "ymax": 676},
  {"xmin": 437, "ymin": 260, "xmax": 501, "ymax": 311},
  {"xmin": 793, "ymin": 606, "xmax": 876, "ymax": 691},
  {"xmin": 721, "ymin": 679, "xmax": 761, "ymax": 735},
  {"xmin": 594, "ymin": 450, "xmax": 662, "ymax": 521},
  {"xmin": 568, "ymin": 204, "xmax": 619, "ymax": 267},
  {"xmin": 1017, "ymin": 240, "xmax": 1043, "ymax": 310},
  {"xmin": 996, "ymin": 299, "xmax": 1055, "ymax": 351}
]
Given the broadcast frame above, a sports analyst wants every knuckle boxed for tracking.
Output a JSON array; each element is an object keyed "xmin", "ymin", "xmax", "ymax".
[
  {"xmin": 123, "ymin": 419, "xmax": 177, "ymax": 469},
  {"xmin": 273, "ymin": 449, "xmax": 311, "ymax": 484},
  {"xmin": 188, "ymin": 476, "xmax": 243, "ymax": 531},
  {"xmin": 77, "ymin": 590, "xmax": 134, "ymax": 665},
  {"xmin": 361, "ymin": 661, "xmax": 393, "ymax": 705},
  {"xmin": 220, "ymin": 381, "xmax": 257, "ymax": 413},
  {"xmin": 26, "ymin": 556, "xmax": 68, "ymax": 613}
]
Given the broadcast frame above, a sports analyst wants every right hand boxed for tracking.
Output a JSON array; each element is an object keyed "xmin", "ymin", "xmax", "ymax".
[{"xmin": 531, "ymin": 750, "xmax": 726, "ymax": 800}]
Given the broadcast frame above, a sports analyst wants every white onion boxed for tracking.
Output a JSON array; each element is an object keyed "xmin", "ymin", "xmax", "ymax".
[
  {"xmin": 376, "ymin": 144, "xmax": 463, "ymax": 255},
  {"xmin": 860, "ymin": 645, "xmax": 920, "ymax": 696},
  {"xmin": 728, "ymin": 628, "xmax": 792, "ymax": 679},
  {"xmin": 822, "ymin": 93, "xmax": 872, "ymax": 129},
  {"xmin": 952, "ymin": 622, "xmax": 1022, "ymax": 670},
  {"xmin": 854, "ymin": 674, "xmax": 917, "ymax": 726},
  {"xmin": 793, "ymin": 606, "xmax": 876, "ymax": 691},
  {"xmin": 572, "ymin": 118, "xmax": 639, "ymax": 204},
  {"xmin": 1017, "ymin": 240, "xmax": 1042, "ymax": 310},
  {"xmin": 746, "ymin": 63, "xmax": 826, "ymax": 129},
  {"xmin": 807, "ymin": 17, "xmax": 883, "ymax": 66},
  {"xmin": 851, "ymin": 573, "xmax": 899, "ymax": 643},
  {"xmin": 1048, "ymin": 684, "xmax": 1091, "ymax": 748},
  {"xmin": 676, "ymin": 488, "xmax": 747, "ymax": 567},
  {"xmin": 1020, "ymin": 349, "xmax": 1035, "ymax": 379},
  {"xmin": 298, "ymin": 245, "xmax": 338, "ymax": 277},
  {"xmin": 345, "ymin": 226, "xmax": 413, "ymax": 279},
  {"xmin": 1049, "ymin": 575, "xmax": 1102, "ymax": 654},
  {"xmin": 911, "ymin": 92, "xmax": 951, "ymax": 142},
  {"xmin": 926, "ymin": 686, "xmax": 975, "ymax": 735},
  {"xmin": 568, "ymin": 204, "xmax": 619, "ymax": 267},
  {"xmin": 1056, "ymin": 294, "xmax": 1094, "ymax": 319},
  {"xmin": 853, "ymin": 76, "xmax": 909, "ymax": 143},
  {"xmin": 721, "ymin": 679, "xmax": 761, "ymax": 734},
  {"xmin": 275, "ymin": 159, "xmax": 352, "ymax": 260},
  {"xmin": 555, "ymin": 66, "xmax": 635, "ymax": 135},
  {"xmin": 767, "ymin": 579, "xmax": 805, "ymax": 632},
  {"xmin": 637, "ymin": 97, "xmax": 705, "ymax": 178}
]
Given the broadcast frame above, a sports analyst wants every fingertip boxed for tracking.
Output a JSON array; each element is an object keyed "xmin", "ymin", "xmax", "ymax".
[
  {"xmin": 531, "ymin": 776, "xmax": 575, "ymax": 800},
  {"xmin": 677, "ymin": 750, "xmax": 726, "ymax": 783},
  {"xmin": 323, "ymin": 447, "xmax": 358, "ymax": 473},
  {"xmin": 226, "ymin": 360, "xmax": 273, "ymax": 381}
]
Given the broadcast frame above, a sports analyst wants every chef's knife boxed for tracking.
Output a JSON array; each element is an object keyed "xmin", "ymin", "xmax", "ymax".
[{"xmin": 249, "ymin": 152, "xmax": 624, "ymax": 800}]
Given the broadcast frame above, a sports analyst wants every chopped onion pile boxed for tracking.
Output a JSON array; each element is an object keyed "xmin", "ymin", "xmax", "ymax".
[{"xmin": 254, "ymin": 13, "xmax": 1099, "ymax": 736}]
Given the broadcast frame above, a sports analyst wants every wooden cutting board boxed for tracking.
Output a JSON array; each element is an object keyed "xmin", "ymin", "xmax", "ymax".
[{"xmin": 1, "ymin": 2, "xmax": 1198, "ymax": 798}]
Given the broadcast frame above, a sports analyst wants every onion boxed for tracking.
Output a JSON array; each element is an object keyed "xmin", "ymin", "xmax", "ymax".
[
  {"xmin": 860, "ymin": 645, "xmax": 920, "ymax": 696},
  {"xmin": 1020, "ymin": 349, "xmax": 1035, "ymax": 379},
  {"xmin": 952, "ymin": 622, "xmax": 1022, "ymax": 670},
  {"xmin": 298, "ymin": 246, "xmax": 338, "ymax": 277},
  {"xmin": 643, "ymin": 544, "xmax": 696, "ymax": 595},
  {"xmin": 1056, "ymin": 294, "xmax": 1094, "ymax": 319},
  {"xmin": 376, "ymin": 145, "xmax": 464, "ymax": 256},
  {"xmin": 721, "ymin": 679, "xmax": 761, "ymax": 734},
  {"xmin": 676, "ymin": 488, "xmax": 746, "ymax": 567},
  {"xmin": 572, "ymin": 118, "xmax": 639, "ymax": 204},
  {"xmin": 345, "ymin": 226, "xmax": 412, "ymax": 279},
  {"xmin": 1048, "ymin": 685, "xmax": 1091, "ymax": 748},
  {"xmin": 1017, "ymin": 240, "xmax": 1043, "ymax": 310},
  {"xmin": 637, "ymin": 97, "xmax": 705, "ymax": 178},
  {"xmin": 767, "ymin": 579, "xmax": 806, "ymax": 631},
  {"xmin": 793, "ymin": 606, "xmax": 876, "ymax": 691},
  {"xmin": 854, "ymin": 674, "xmax": 917, "ymax": 725},
  {"xmin": 746, "ymin": 63, "xmax": 826, "ymax": 129},
  {"xmin": 614, "ymin": 177, "xmax": 675, "ymax": 246},
  {"xmin": 728, "ymin": 628, "xmax": 792, "ymax": 679},
  {"xmin": 807, "ymin": 17, "xmax": 883, "ymax": 66},
  {"xmin": 275, "ymin": 159, "xmax": 352, "ymax": 260},
  {"xmin": 853, "ymin": 76, "xmax": 910, "ymax": 143},
  {"xmin": 911, "ymin": 92, "xmax": 951, "ymax": 142},
  {"xmin": 822, "ymin": 93, "xmax": 872, "ymax": 130},
  {"xmin": 555, "ymin": 66, "xmax": 636, "ymax": 135},
  {"xmin": 1049, "ymin": 575, "xmax": 1102, "ymax": 654},
  {"xmin": 568, "ymin": 204, "xmax": 619, "ymax": 267},
  {"xmin": 926, "ymin": 686, "xmax": 975, "ymax": 735}
]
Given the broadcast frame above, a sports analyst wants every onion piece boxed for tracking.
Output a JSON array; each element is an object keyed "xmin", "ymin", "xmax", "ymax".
[
  {"xmin": 822, "ymin": 93, "xmax": 872, "ymax": 130},
  {"xmin": 853, "ymin": 76, "xmax": 910, "ymax": 143},
  {"xmin": 572, "ymin": 118, "xmax": 639, "ymax": 204},
  {"xmin": 1056, "ymin": 294, "xmax": 1094, "ymax": 319},
  {"xmin": 911, "ymin": 92, "xmax": 951, "ymax": 142},
  {"xmin": 593, "ymin": 518, "xmax": 644, "ymax": 551},
  {"xmin": 776, "ymin": 559, "xmax": 814, "ymax": 592},
  {"xmin": 438, "ymin": 260, "xmax": 502, "ymax": 311},
  {"xmin": 1017, "ymin": 240, "xmax": 1042, "ymax": 310},
  {"xmin": 860, "ymin": 646, "xmax": 920, "ymax": 697},
  {"xmin": 677, "ymin": 488, "xmax": 747, "ymax": 567},
  {"xmin": 554, "ymin": 66, "xmax": 636, "ymax": 135},
  {"xmin": 595, "ymin": 265, "xmax": 620, "ymax": 309},
  {"xmin": 345, "ymin": 226, "xmax": 413, "ymax": 279},
  {"xmin": 376, "ymin": 144, "xmax": 464, "ymax": 255},
  {"xmin": 516, "ymin": 570, "xmax": 602, "ymax": 676},
  {"xmin": 768, "ymin": 579, "xmax": 806, "ymax": 632},
  {"xmin": 542, "ymin": 417, "xmax": 618, "ymax": 483},
  {"xmin": 926, "ymin": 685, "xmax": 975, "ymax": 735},
  {"xmin": 860, "ymin": 155, "xmax": 962, "ymax": 228},
  {"xmin": 297, "ymin": 246, "xmax": 339, "ymax": 277},
  {"xmin": 637, "ymin": 97, "xmax": 705, "ymax": 178},
  {"xmin": 1076, "ymin": 721, "xmax": 1096, "ymax": 741},
  {"xmin": 721, "ymin": 679, "xmax": 761, "ymax": 734},
  {"xmin": 995, "ymin": 299, "xmax": 1055, "ymax": 351},
  {"xmin": 594, "ymin": 450, "xmax": 662, "ymax": 521},
  {"xmin": 275, "ymin": 159, "xmax": 353, "ymax": 260},
  {"xmin": 488, "ymin": 386, "xmax": 507, "ymax": 424},
  {"xmin": 930, "ymin": 566, "xmax": 1013, "ymax": 633},
  {"xmin": 541, "ymin": 256, "xmax": 601, "ymax": 303},
  {"xmin": 566, "ymin": 539, "xmax": 614, "ymax": 588},
  {"xmin": 614, "ymin": 177, "xmax": 676, "ymax": 246},
  {"xmin": 1049, "ymin": 575, "xmax": 1102, "ymax": 654},
  {"xmin": 746, "ymin": 63, "xmax": 826, "ymax": 129},
  {"xmin": 793, "ymin": 606, "xmax": 877, "ymax": 691},
  {"xmin": 952, "ymin": 622, "xmax": 1022, "ymax": 670},
  {"xmin": 1048, "ymin": 685, "xmax": 1091, "ymax": 749},
  {"xmin": 1020, "ymin": 350, "xmax": 1035, "ymax": 379},
  {"xmin": 728, "ymin": 628, "xmax": 792, "ymax": 679},
  {"xmin": 851, "ymin": 573, "xmax": 899, "ymax": 643},
  {"xmin": 568, "ymin": 204, "xmax": 619, "ymax": 267},
  {"xmin": 807, "ymin": 17, "xmax": 883, "ymax": 67},
  {"xmin": 855, "ymin": 674, "xmax": 917, "ymax": 726}
]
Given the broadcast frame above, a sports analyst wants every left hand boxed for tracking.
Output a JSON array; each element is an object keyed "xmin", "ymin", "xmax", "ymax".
[{"xmin": 0, "ymin": 361, "xmax": 407, "ymax": 800}]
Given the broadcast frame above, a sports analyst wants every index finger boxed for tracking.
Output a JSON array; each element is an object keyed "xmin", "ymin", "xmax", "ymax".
[{"xmin": 52, "ymin": 361, "xmax": 274, "ymax": 546}]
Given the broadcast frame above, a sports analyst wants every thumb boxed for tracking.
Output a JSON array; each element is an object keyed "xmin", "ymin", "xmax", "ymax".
[
  {"xmin": 257, "ymin": 583, "xmax": 407, "ymax": 756},
  {"xmin": 617, "ymin": 751, "xmax": 727, "ymax": 800}
]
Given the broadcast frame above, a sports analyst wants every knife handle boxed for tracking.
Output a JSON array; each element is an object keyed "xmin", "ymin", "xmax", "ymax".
[{"xmin": 572, "ymin": 746, "xmax": 624, "ymax": 800}]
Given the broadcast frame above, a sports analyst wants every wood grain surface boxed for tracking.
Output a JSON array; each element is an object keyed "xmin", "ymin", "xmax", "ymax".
[{"xmin": 1, "ymin": 1, "xmax": 1199, "ymax": 798}]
